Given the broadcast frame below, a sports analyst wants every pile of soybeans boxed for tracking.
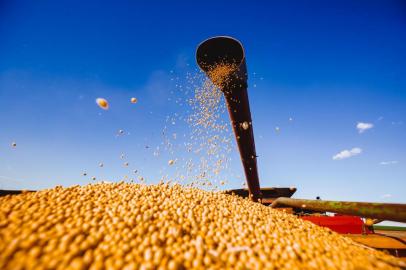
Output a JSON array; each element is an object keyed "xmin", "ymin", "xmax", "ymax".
[{"xmin": 0, "ymin": 183, "xmax": 404, "ymax": 269}]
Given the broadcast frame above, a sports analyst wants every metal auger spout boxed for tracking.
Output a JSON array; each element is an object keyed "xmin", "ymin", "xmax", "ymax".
[{"xmin": 196, "ymin": 36, "xmax": 262, "ymax": 202}]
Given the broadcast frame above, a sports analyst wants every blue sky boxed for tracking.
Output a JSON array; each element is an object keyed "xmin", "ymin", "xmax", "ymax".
[{"xmin": 1, "ymin": 1, "xmax": 405, "ymax": 206}]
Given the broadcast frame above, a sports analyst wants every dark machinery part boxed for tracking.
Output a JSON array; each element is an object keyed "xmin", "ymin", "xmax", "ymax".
[
  {"xmin": 0, "ymin": 190, "xmax": 34, "ymax": 197},
  {"xmin": 225, "ymin": 187, "xmax": 297, "ymax": 205},
  {"xmin": 196, "ymin": 36, "xmax": 262, "ymax": 202}
]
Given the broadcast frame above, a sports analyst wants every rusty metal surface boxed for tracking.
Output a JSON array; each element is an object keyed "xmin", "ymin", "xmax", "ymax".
[
  {"xmin": 346, "ymin": 234, "xmax": 406, "ymax": 249},
  {"xmin": 196, "ymin": 36, "xmax": 262, "ymax": 202},
  {"xmin": 375, "ymin": 230, "xmax": 406, "ymax": 240},
  {"xmin": 346, "ymin": 233, "xmax": 406, "ymax": 259},
  {"xmin": 271, "ymin": 197, "xmax": 406, "ymax": 223}
]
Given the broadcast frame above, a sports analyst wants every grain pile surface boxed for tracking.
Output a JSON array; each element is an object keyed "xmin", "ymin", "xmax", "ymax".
[{"xmin": 1, "ymin": 183, "xmax": 404, "ymax": 270}]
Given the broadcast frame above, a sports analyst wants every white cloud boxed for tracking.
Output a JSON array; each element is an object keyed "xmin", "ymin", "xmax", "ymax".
[
  {"xmin": 380, "ymin": 160, "xmax": 398, "ymax": 165},
  {"xmin": 380, "ymin": 194, "xmax": 392, "ymax": 199},
  {"xmin": 332, "ymin": 147, "xmax": 362, "ymax": 160},
  {"xmin": 356, "ymin": 122, "xmax": 374, "ymax": 133}
]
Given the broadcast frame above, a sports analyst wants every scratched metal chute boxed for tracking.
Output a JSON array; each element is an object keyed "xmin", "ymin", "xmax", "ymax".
[
  {"xmin": 196, "ymin": 36, "xmax": 406, "ymax": 254},
  {"xmin": 196, "ymin": 36, "xmax": 262, "ymax": 202}
]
